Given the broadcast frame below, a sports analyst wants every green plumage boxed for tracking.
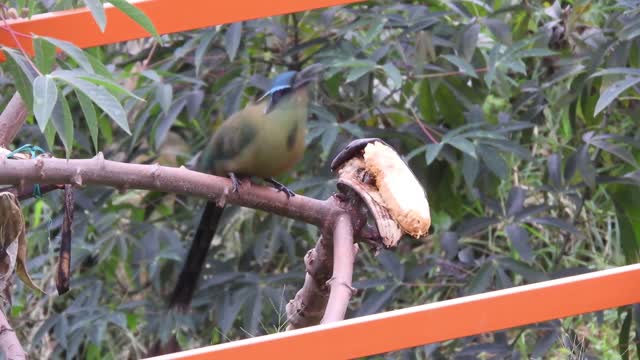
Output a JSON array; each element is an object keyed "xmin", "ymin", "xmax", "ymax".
[
  {"xmin": 169, "ymin": 79, "xmax": 311, "ymax": 309},
  {"xmin": 198, "ymin": 86, "xmax": 309, "ymax": 178}
]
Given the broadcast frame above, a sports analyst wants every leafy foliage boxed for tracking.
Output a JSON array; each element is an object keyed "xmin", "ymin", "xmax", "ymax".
[{"xmin": 1, "ymin": 0, "xmax": 640, "ymax": 358}]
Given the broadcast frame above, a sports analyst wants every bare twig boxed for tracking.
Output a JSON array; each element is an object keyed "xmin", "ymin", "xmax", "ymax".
[{"xmin": 0, "ymin": 93, "xmax": 28, "ymax": 148}]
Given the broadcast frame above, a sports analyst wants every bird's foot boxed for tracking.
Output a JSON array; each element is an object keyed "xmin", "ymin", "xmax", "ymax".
[
  {"xmin": 265, "ymin": 178, "xmax": 296, "ymax": 199},
  {"xmin": 228, "ymin": 172, "xmax": 242, "ymax": 193}
]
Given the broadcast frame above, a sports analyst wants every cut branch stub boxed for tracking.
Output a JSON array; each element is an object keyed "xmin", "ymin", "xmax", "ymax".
[{"xmin": 332, "ymin": 138, "xmax": 431, "ymax": 247}]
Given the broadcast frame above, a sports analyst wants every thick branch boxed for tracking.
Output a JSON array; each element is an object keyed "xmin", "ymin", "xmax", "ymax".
[
  {"xmin": 0, "ymin": 309, "xmax": 26, "ymax": 359},
  {"xmin": 322, "ymin": 214, "xmax": 356, "ymax": 323},
  {"xmin": 286, "ymin": 197, "xmax": 360, "ymax": 329},
  {"xmin": 0, "ymin": 93, "xmax": 28, "ymax": 148},
  {"xmin": 0, "ymin": 154, "xmax": 336, "ymax": 227}
]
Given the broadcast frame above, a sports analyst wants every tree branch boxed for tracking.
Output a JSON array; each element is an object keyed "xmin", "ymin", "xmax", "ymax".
[
  {"xmin": 0, "ymin": 93, "xmax": 28, "ymax": 148},
  {"xmin": 0, "ymin": 153, "xmax": 370, "ymax": 334},
  {"xmin": 0, "ymin": 154, "xmax": 336, "ymax": 227},
  {"xmin": 0, "ymin": 309, "xmax": 26, "ymax": 359},
  {"xmin": 322, "ymin": 213, "xmax": 356, "ymax": 323}
]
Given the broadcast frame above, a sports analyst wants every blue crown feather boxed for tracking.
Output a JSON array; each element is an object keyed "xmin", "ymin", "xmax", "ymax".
[{"xmin": 257, "ymin": 70, "xmax": 297, "ymax": 102}]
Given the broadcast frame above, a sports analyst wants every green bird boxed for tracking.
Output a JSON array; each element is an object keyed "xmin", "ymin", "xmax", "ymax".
[{"xmin": 169, "ymin": 65, "xmax": 323, "ymax": 308}]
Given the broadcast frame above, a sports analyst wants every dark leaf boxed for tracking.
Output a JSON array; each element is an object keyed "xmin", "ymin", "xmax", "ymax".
[
  {"xmin": 459, "ymin": 23, "xmax": 480, "ymax": 62},
  {"xmin": 50, "ymin": 94, "xmax": 74, "ymax": 158},
  {"xmin": 564, "ymin": 150, "xmax": 578, "ymax": 184},
  {"xmin": 440, "ymin": 232, "xmax": 459, "ymax": 260},
  {"xmin": 441, "ymin": 55, "xmax": 478, "ymax": 78},
  {"xmin": 456, "ymin": 216, "xmax": 500, "ymax": 235},
  {"xmin": 505, "ymin": 223, "xmax": 533, "ymax": 262},
  {"xmin": 547, "ymin": 154, "xmax": 562, "ymax": 188},
  {"xmin": 498, "ymin": 257, "xmax": 548, "ymax": 283},
  {"xmin": 224, "ymin": 22, "xmax": 243, "ymax": 61},
  {"xmin": 154, "ymin": 97, "xmax": 187, "ymax": 148},
  {"xmin": 513, "ymin": 205, "xmax": 551, "ymax": 223},
  {"xmin": 355, "ymin": 284, "xmax": 399, "ymax": 317},
  {"xmin": 506, "ymin": 186, "xmax": 526, "ymax": 217},
  {"xmin": 485, "ymin": 18, "xmax": 512, "ymax": 45},
  {"xmin": 532, "ymin": 328, "xmax": 560, "ymax": 358},
  {"xmin": 466, "ymin": 261, "xmax": 494, "ymax": 295},
  {"xmin": 75, "ymin": 90, "xmax": 99, "ymax": 152},
  {"xmin": 462, "ymin": 153, "xmax": 479, "ymax": 187},
  {"xmin": 577, "ymin": 145, "xmax": 596, "ymax": 188},
  {"xmin": 619, "ymin": 307, "xmax": 632, "ymax": 360},
  {"xmin": 477, "ymin": 144, "xmax": 508, "ymax": 178},
  {"xmin": 377, "ymin": 250, "xmax": 405, "ymax": 281},
  {"xmin": 528, "ymin": 217, "xmax": 580, "ymax": 234},
  {"xmin": 594, "ymin": 76, "xmax": 640, "ymax": 115}
]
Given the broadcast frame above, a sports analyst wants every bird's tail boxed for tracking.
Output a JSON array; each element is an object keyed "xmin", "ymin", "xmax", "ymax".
[{"xmin": 169, "ymin": 201, "xmax": 225, "ymax": 309}]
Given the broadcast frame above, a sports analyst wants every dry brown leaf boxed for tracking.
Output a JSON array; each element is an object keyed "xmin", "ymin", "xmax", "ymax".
[{"xmin": 0, "ymin": 192, "xmax": 46, "ymax": 298}]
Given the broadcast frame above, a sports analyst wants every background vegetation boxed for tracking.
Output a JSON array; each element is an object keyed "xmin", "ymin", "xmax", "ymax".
[{"xmin": 1, "ymin": 0, "xmax": 640, "ymax": 358}]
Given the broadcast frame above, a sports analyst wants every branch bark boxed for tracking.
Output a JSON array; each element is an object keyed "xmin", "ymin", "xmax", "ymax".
[
  {"xmin": 0, "ymin": 93, "xmax": 28, "ymax": 148},
  {"xmin": 0, "ymin": 308, "xmax": 26, "ymax": 359},
  {"xmin": 0, "ymin": 154, "xmax": 336, "ymax": 227},
  {"xmin": 322, "ymin": 214, "xmax": 356, "ymax": 323},
  {"xmin": 1, "ymin": 153, "xmax": 368, "ymax": 338}
]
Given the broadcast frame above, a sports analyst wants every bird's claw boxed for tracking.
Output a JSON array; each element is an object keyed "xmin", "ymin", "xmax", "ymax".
[{"xmin": 265, "ymin": 178, "xmax": 296, "ymax": 199}]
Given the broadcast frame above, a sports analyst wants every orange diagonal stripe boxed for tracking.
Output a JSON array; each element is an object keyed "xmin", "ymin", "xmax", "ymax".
[
  {"xmin": 0, "ymin": 0, "xmax": 364, "ymax": 60},
  {"xmin": 146, "ymin": 264, "xmax": 640, "ymax": 359}
]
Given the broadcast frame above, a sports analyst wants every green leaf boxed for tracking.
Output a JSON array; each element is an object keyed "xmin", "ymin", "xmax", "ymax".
[
  {"xmin": 594, "ymin": 76, "xmax": 640, "ymax": 115},
  {"xmin": 618, "ymin": 17, "xmax": 640, "ymax": 41},
  {"xmin": 75, "ymin": 90, "xmax": 99, "ymax": 152},
  {"xmin": 441, "ymin": 55, "xmax": 478, "ymax": 78},
  {"xmin": 3, "ymin": 48, "xmax": 36, "ymax": 109},
  {"xmin": 417, "ymin": 79, "xmax": 436, "ymax": 121},
  {"xmin": 32, "ymin": 75, "xmax": 58, "ymax": 132},
  {"xmin": 591, "ymin": 67, "xmax": 640, "ymax": 78},
  {"xmin": 346, "ymin": 65, "xmax": 374, "ymax": 83},
  {"xmin": 619, "ymin": 307, "xmax": 632, "ymax": 360},
  {"xmin": 459, "ymin": 22, "xmax": 480, "ymax": 62},
  {"xmin": 39, "ymin": 36, "xmax": 93, "ymax": 73},
  {"xmin": 76, "ymin": 73, "xmax": 144, "ymax": 101},
  {"xmin": 610, "ymin": 185, "xmax": 640, "ymax": 264},
  {"xmin": 381, "ymin": 62, "xmax": 402, "ymax": 88},
  {"xmin": 84, "ymin": 0, "xmax": 107, "ymax": 32},
  {"xmin": 425, "ymin": 143, "xmax": 442, "ymax": 165},
  {"xmin": 108, "ymin": 0, "xmax": 162, "ymax": 43},
  {"xmin": 485, "ymin": 18, "xmax": 512, "ymax": 45},
  {"xmin": 50, "ymin": 95, "xmax": 74, "ymax": 158},
  {"xmin": 467, "ymin": 261, "xmax": 494, "ymax": 295},
  {"xmin": 155, "ymin": 83, "xmax": 173, "ymax": 115},
  {"xmin": 447, "ymin": 136, "xmax": 476, "ymax": 158},
  {"xmin": 43, "ymin": 121, "xmax": 56, "ymax": 151},
  {"xmin": 195, "ymin": 30, "xmax": 216, "ymax": 75},
  {"xmin": 224, "ymin": 22, "xmax": 243, "ymax": 61},
  {"xmin": 505, "ymin": 223, "xmax": 533, "ymax": 262},
  {"xmin": 33, "ymin": 37, "xmax": 56, "ymax": 74},
  {"xmin": 51, "ymin": 70, "xmax": 131, "ymax": 134}
]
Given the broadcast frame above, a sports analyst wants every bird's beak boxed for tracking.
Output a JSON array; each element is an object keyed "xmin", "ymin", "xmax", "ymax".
[{"xmin": 294, "ymin": 63, "xmax": 325, "ymax": 89}]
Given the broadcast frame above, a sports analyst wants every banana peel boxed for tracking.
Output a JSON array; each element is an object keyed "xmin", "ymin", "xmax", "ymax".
[{"xmin": 0, "ymin": 192, "xmax": 46, "ymax": 300}]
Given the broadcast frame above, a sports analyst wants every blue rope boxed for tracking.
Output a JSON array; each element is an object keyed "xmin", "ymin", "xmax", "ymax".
[{"xmin": 6, "ymin": 144, "xmax": 46, "ymax": 198}]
